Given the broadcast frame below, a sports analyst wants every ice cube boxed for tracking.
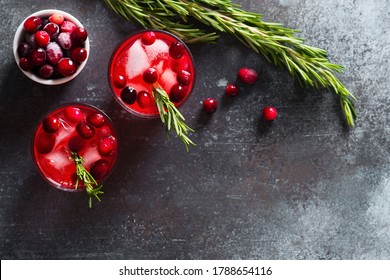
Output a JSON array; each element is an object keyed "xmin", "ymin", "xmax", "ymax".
[
  {"xmin": 126, "ymin": 39, "xmax": 150, "ymax": 79},
  {"xmin": 144, "ymin": 39, "xmax": 169, "ymax": 61},
  {"xmin": 43, "ymin": 148, "xmax": 74, "ymax": 176},
  {"xmin": 159, "ymin": 68, "xmax": 177, "ymax": 93},
  {"xmin": 80, "ymin": 148, "xmax": 101, "ymax": 170}
]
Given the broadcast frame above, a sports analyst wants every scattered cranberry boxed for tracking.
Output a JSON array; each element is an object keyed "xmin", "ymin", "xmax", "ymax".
[
  {"xmin": 262, "ymin": 106, "xmax": 278, "ymax": 121},
  {"xmin": 141, "ymin": 31, "xmax": 156, "ymax": 45},
  {"xmin": 17, "ymin": 43, "xmax": 31, "ymax": 57},
  {"xmin": 60, "ymin": 20, "xmax": 77, "ymax": 33},
  {"xmin": 169, "ymin": 41, "xmax": 185, "ymax": 59},
  {"xmin": 68, "ymin": 135, "xmax": 86, "ymax": 152},
  {"xmin": 203, "ymin": 98, "xmax": 218, "ymax": 113},
  {"xmin": 49, "ymin": 14, "xmax": 64, "ymax": 25},
  {"xmin": 137, "ymin": 90, "xmax": 153, "ymax": 108},
  {"xmin": 36, "ymin": 131, "xmax": 55, "ymax": 154},
  {"xmin": 42, "ymin": 116, "xmax": 60, "ymax": 133},
  {"xmin": 90, "ymin": 159, "xmax": 110, "ymax": 181},
  {"xmin": 72, "ymin": 27, "xmax": 88, "ymax": 44},
  {"xmin": 34, "ymin": 30, "xmax": 50, "ymax": 47},
  {"xmin": 120, "ymin": 87, "xmax": 137, "ymax": 105},
  {"xmin": 176, "ymin": 70, "xmax": 192, "ymax": 86},
  {"xmin": 38, "ymin": 64, "xmax": 54, "ymax": 78},
  {"xmin": 113, "ymin": 74, "xmax": 127, "ymax": 88},
  {"xmin": 43, "ymin": 23, "xmax": 60, "ymax": 38},
  {"xmin": 237, "ymin": 68, "xmax": 258, "ymax": 84},
  {"xmin": 143, "ymin": 67, "xmax": 159, "ymax": 84},
  {"xmin": 71, "ymin": 47, "xmax": 88, "ymax": 63},
  {"xmin": 23, "ymin": 16, "xmax": 42, "ymax": 33},
  {"xmin": 225, "ymin": 84, "xmax": 239, "ymax": 96},
  {"xmin": 29, "ymin": 48, "xmax": 46, "ymax": 66},
  {"xmin": 87, "ymin": 113, "xmax": 105, "ymax": 128},
  {"xmin": 170, "ymin": 84, "xmax": 188, "ymax": 103},
  {"xmin": 57, "ymin": 32, "xmax": 72, "ymax": 50},
  {"xmin": 76, "ymin": 122, "xmax": 95, "ymax": 139},
  {"xmin": 46, "ymin": 42, "xmax": 63, "ymax": 65},
  {"xmin": 57, "ymin": 58, "xmax": 77, "ymax": 77},
  {"xmin": 19, "ymin": 57, "xmax": 32, "ymax": 71},
  {"xmin": 98, "ymin": 135, "xmax": 117, "ymax": 157},
  {"xmin": 64, "ymin": 107, "xmax": 83, "ymax": 123}
]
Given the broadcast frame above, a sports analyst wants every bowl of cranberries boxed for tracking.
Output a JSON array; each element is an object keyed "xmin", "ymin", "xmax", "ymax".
[{"xmin": 13, "ymin": 9, "xmax": 90, "ymax": 85}]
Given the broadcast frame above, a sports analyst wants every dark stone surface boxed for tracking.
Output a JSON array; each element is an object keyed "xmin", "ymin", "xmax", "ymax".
[{"xmin": 1, "ymin": 0, "xmax": 389, "ymax": 259}]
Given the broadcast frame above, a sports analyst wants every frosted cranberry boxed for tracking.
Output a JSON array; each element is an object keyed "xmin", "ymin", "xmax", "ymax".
[
  {"xmin": 90, "ymin": 159, "xmax": 110, "ymax": 181},
  {"xmin": 176, "ymin": 70, "xmax": 192, "ymax": 86},
  {"xmin": 35, "ymin": 31, "xmax": 50, "ymax": 47},
  {"xmin": 57, "ymin": 58, "xmax": 77, "ymax": 77},
  {"xmin": 137, "ymin": 90, "xmax": 153, "ymax": 108},
  {"xmin": 42, "ymin": 116, "xmax": 60, "ymax": 133},
  {"xmin": 262, "ymin": 106, "xmax": 277, "ymax": 121},
  {"xmin": 237, "ymin": 68, "xmax": 258, "ymax": 84},
  {"xmin": 24, "ymin": 16, "xmax": 42, "ymax": 33},
  {"xmin": 225, "ymin": 84, "xmax": 239, "ymax": 96},
  {"xmin": 98, "ymin": 135, "xmax": 117, "ymax": 156},
  {"xmin": 19, "ymin": 57, "xmax": 32, "ymax": 71},
  {"xmin": 36, "ymin": 131, "xmax": 55, "ymax": 154},
  {"xmin": 17, "ymin": 43, "xmax": 31, "ymax": 57},
  {"xmin": 70, "ymin": 47, "xmax": 87, "ymax": 63},
  {"xmin": 46, "ymin": 42, "xmax": 63, "ymax": 65},
  {"xmin": 43, "ymin": 23, "xmax": 60, "ymax": 38},
  {"xmin": 87, "ymin": 113, "xmax": 105, "ymax": 128},
  {"xmin": 203, "ymin": 98, "xmax": 218, "ymax": 113},
  {"xmin": 76, "ymin": 122, "xmax": 95, "ymax": 139},
  {"xmin": 141, "ymin": 31, "xmax": 156, "ymax": 45},
  {"xmin": 29, "ymin": 48, "xmax": 46, "ymax": 66},
  {"xmin": 38, "ymin": 64, "xmax": 54, "ymax": 78},
  {"xmin": 72, "ymin": 27, "xmax": 88, "ymax": 44},
  {"xmin": 57, "ymin": 32, "xmax": 72, "ymax": 50},
  {"xmin": 169, "ymin": 41, "xmax": 185, "ymax": 59},
  {"xmin": 68, "ymin": 135, "xmax": 86, "ymax": 152},
  {"xmin": 120, "ymin": 87, "xmax": 137, "ymax": 105},
  {"xmin": 170, "ymin": 84, "xmax": 188, "ymax": 103},
  {"xmin": 49, "ymin": 14, "xmax": 64, "ymax": 25},
  {"xmin": 60, "ymin": 20, "xmax": 77, "ymax": 33},
  {"xmin": 143, "ymin": 67, "xmax": 159, "ymax": 84},
  {"xmin": 64, "ymin": 107, "xmax": 83, "ymax": 123},
  {"xmin": 113, "ymin": 74, "xmax": 127, "ymax": 88}
]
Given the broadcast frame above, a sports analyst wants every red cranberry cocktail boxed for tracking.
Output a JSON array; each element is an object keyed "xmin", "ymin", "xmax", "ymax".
[
  {"xmin": 108, "ymin": 30, "xmax": 195, "ymax": 117},
  {"xmin": 32, "ymin": 104, "xmax": 117, "ymax": 194}
]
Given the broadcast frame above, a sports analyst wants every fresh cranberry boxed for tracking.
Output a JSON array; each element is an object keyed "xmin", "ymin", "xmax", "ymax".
[
  {"xmin": 176, "ymin": 70, "xmax": 192, "ymax": 86},
  {"xmin": 49, "ymin": 14, "xmax": 64, "ymax": 25},
  {"xmin": 203, "ymin": 98, "xmax": 218, "ymax": 113},
  {"xmin": 169, "ymin": 41, "xmax": 185, "ymax": 59},
  {"xmin": 46, "ymin": 42, "xmax": 63, "ymax": 65},
  {"xmin": 237, "ymin": 68, "xmax": 258, "ymax": 84},
  {"xmin": 23, "ymin": 16, "xmax": 42, "ymax": 33},
  {"xmin": 90, "ymin": 159, "xmax": 110, "ymax": 181},
  {"xmin": 29, "ymin": 48, "xmax": 46, "ymax": 66},
  {"xmin": 170, "ymin": 56, "xmax": 189, "ymax": 72},
  {"xmin": 113, "ymin": 74, "xmax": 127, "ymax": 88},
  {"xmin": 57, "ymin": 58, "xmax": 77, "ymax": 77},
  {"xmin": 98, "ymin": 135, "xmax": 117, "ymax": 156},
  {"xmin": 72, "ymin": 27, "xmax": 88, "ymax": 44},
  {"xmin": 87, "ymin": 113, "xmax": 105, "ymax": 128},
  {"xmin": 70, "ymin": 47, "xmax": 87, "ymax": 63},
  {"xmin": 76, "ymin": 122, "xmax": 95, "ymax": 139},
  {"xmin": 19, "ymin": 57, "xmax": 32, "ymax": 71},
  {"xmin": 120, "ymin": 87, "xmax": 137, "ymax": 105},
  {"xmin": 35, "ymin": 131, "xmax": 55, "ymax": 154},
  {"xmin": 24, "ymin": 33, "xmax": 36, "ymax": 48},
  {"xmin": 137, "ymin": 90, "xmax": 153, "ymax": 108},
  {"xmin": 38, "ymin": 64, "xmax": 54, "ymax": 78},
  {"xmin": 225, "ymin": 84, "xmax": 239, "ymax": 96},
  {"xmin": 43, "ymin": 23, "xmax": 60, "ymax": 39},
  {"xmin": 68, "ymin": 135, "xmax": 86, "ymax": 152},
  {"xmin": 141, "ymin": 31, "xmax": 156, "ymax": 45},
  {"xmin": 143, "ymin": 67, "xmax": 159, "ymax": 84},
  {"xmin": 34, "ymin": 31, "xmax": 50, "ymax": 48},
  {"xmin": 57, "ymin": 32, "xmax": 72, "ymax": 50},
  {"xmin": 42, "ymin": 116, "xmax": 60, "ymax": 133},
  {"xmin": 17, "ymin": 43, "xmax": 31, "ymax": 57},
  {"xmin": 169, "ymin": 84, "xmax": 188, "ymax": 103},
  {"xmin": 64, "ymin": 107, "xmax": 83, "ymax": 123},
  {"xmin": 262, "ymin": 106, "xmax": 278, "ymax": 121},
  {"xmin": 60, "ymin": 20, "xmax": 77, "ymax": 33}
]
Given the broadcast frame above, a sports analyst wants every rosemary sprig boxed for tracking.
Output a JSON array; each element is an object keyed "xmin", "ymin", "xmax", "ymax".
[
  {"xmin": 104, "ymin": 0, "xmax": 357, "ymax": 126},
  {"xmin": 70, "ymin": 152, "xmax": 104, "ymax": 208}
]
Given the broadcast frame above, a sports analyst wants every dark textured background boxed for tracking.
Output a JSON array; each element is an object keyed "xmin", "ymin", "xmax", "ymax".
[{"xmin": 1, "ymin": 0, "xmax": 389, "ymax": 259}]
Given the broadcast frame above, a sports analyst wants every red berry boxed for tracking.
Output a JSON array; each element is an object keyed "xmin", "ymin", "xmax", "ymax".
[
  {"xmin": 137, "ymin": 90, "xmax": 153, "ymax": 108},
  {"xmin": 60, "ymin": 20, "xmax": 77, "ymax": 33},
  {"xmin": 46, "ymin": 42, "xmax": 63, "ymax": 65},
  {"xmin": 237, "ymin": 68, "xmax": 258, "ymax": 84},
  {"xmin": 262, "ymin": 106, "xmax": 278, "ymax": 121},
  {"xmin": 170, "ymin": 56, "xmax": 189, "ymax": 73},
  {"xmin": 43, "ymin": 23, "xmax": 60, "ymax": 39},
  {"xmin": 17, "ymin": 43, "xmax": 31, "ymax": 57},
  {"xmin": 64, "ymin": 107, "xmax": 83, "ymax": 123},
  {"xmin": 90, "ymin": 159, "xmax": 110, "ymax": 181},
  {"xmin": 203, "ymin": 98, "xmax": 218, "ymax": 113},
  {"xmin": 49, "ymin": 14, "xmax": 64, "ymax": 25},
  {"xmin": 57, "ymin": 32, "xmax": 72, "ymax": 50},
  {"xmin": 38, "ymin": 64, "xmax": 54, "ymax": 79},
  {"xmin": 19, "ymin": 57, "xmax": 32, "ymax": 71},
  {"xmin": 120, "ymin": 87, "xmax": 137, "ymax": 105},
  {"xmin": 42, "ymin": 116, "xmax": 60, "ymax": 133},
  {"xmin": 70, "ymin": 47, "xmax": 88, "ymax": 63},
  {"xmin": 176, "ymin": 69, "xmax": 192, "ymax": 86},
  {"xmin": 113, "ymin": 74, "xmax": 127, "ymax": 88},
  {"xmin": 76, "ymin": 122, "xmax": 95, "ymax": 139},
  {"xmin": 24, "ymin": 16, "xmax": 42, "ymax": 33},
  {"xmin": 29, "ymin": 48, "xmax": 46, "ymax": 66},
  {"xmin": 225, "ymin": 84, "xmax": 239, "ymax": 96},
  {"xmin": 87, "ymin": 113, "xmax": 105, "ymax": 128},
  {"xmin": 57, "ymin": 58, "xmax": 77, "ymax": 77},
  {"xmin": 169, "ymin": 41, "xmax": 185, "ymax": 59},
  {"xmin": 35, "ymin": 131, "xmax": 55, "ymax": 154},
  {"xmin": 68, "ymin": 135, "xmax": 86, "ymax": 152},
  {"xmin": 72, "ymin": 27, "xmax": 88, "ymax": 44},
  {"xmin": 169, "ymin": 84, "xmax": 188, "ymax": 103},
  {"xmin": 141, "ymin": 31, "xmax": 156, "ymax": 45},
  {"xmin": 98, "ymin": 135, "xmax": 117, "ymax": 157},
  {"xmin": 143, "ymin": 67, "xmax": 159, "ymax": 84},
  {"xmin": 34, "ymin": 31, "xmax": 50, "ymax": 48}
]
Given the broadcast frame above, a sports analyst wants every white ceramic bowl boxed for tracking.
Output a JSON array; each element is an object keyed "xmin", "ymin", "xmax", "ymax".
[{"xmin": 13, "ymin": 9, "xmax": 90, "ymax": 85}]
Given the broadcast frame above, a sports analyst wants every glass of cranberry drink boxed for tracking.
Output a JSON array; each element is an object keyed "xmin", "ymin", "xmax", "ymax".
[
  {"xmin": 32, "ymin": 103, "xmax": 118, "ymax": 207},
  {"xmin": 13, "ymin": 9, "xmax": 89, "ymax": 85}
]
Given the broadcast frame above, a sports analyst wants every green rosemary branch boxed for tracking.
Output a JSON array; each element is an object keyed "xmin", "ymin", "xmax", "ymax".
[
  {"xmin": 104, "ymin": 0, "xmax": 357, "ymax": 126},
  {"xmin": 153, "ymin": 87, "xmax": 195, "ymax": 151},
  {"xmin": 71, "ymin": 152, "xmax": 104, "ymax": 208}
]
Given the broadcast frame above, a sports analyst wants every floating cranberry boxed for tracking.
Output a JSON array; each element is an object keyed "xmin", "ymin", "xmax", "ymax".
[
  {"xmin": 42, "ymin": 116, "xmax": 60, "ymax": 133},
  {"xmin": 68, "ymin": 135, "xmax": 86, "ymax": 152},
  {"xmin": 203, "ymin": 98, "xmax": 218, "ymax": 113},
  {"xmin": 137, "ymin": 90, "xmax": 153, "ymax": 108},
  {"xmin": 225, "ymin": 84, "xmax": 239, "ymax": 96},
  {"xmin": 86, "ymin": 113, "xmax": 105, "ymax": 128},
  {"xmin": 76, "ymin": 122, "xmax": 95, "ymax": 139},
  {"xmin": 143, "ymin": 67, "xmax": 159, "ymax": 84},
  {"xmin": 49, "ymin": 14, "xmax": 64, "ymax": 25},
  {"xmin": 170, "ymin": 84, "xmax": 188, "ymax": 103},
  {"xmin": 170, "ymin": 56, "xmax": 189, "ymax": 73},
  {"xmin": 120, "ymin": 87, "xmax": 137, "ymax": 105},
  {"xmin": 19, "ymin": 57, "xmax": 32, "ymax": 71},
  {"xmin": 176, "ymin": 70, "xmax": 192, "ymax": 86},
  {"xmin": 38, "ymin": 64, "xmax": 54, "ymax": 78},
  {"xmin": 57, "ymin": 32, "xmax": 72, "ymax": 50},
  {"xmin": 169, "ymin": 41, "xmax": 185, "ymax": 59},
  {"xmin": 24, "ymin": 16, "xmax": 42, "ymax": 33},
  {"xmin": 72, "ymin": 27, "xmax": 88, "ymax": 44},
  {"xmin": 98, "ymin": 135, "xmax": 117, "ymax": 156},
  {"xmin": 90, "ymin": 159, "xmax": 110, "ymax": 181},
  {"xmin": 57, "ymin": 58, "xmax": 77, "ymax": 77},
  {"xmin": 70, "ymin": 47, "xmax": 87, "ymax": 63},
  {"xmin": 237, "ymin": 68, "xmax": 258, "ymax": 84},
  {"xmin": 64, "ymin": 107, "xmax": 83, "ymax": 123},
  {"xmin": 46, "ymin": 42, "xmax": 63, "ymax": 65},
  {"xmin": 29, "ymin": 48, "xmax": 46, "ymax": 66},
  {"xmin": 36, "ymin": 131, "xmax": 55, "ymax": 154},
  {"xmin": 262, "ymin": 106, "xmax": 278, "ymax": 121},
  {"xmin": 113, "ymin": 74, "xmax": 127, "ymax": 88},
  {"xmin": 43, "ymin": 23, "xmax": 60, "ymax": 39},
  {"xmin": 141, "ymin": 31, "xmax": 156, "ymax": 45},
  {"xmin": 60, "ymin": 20, "xmax": 77, "ymax": 33},
  {"xmin": 17, "ymin": 43, "xmax": 31, "ymax": 57}
]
